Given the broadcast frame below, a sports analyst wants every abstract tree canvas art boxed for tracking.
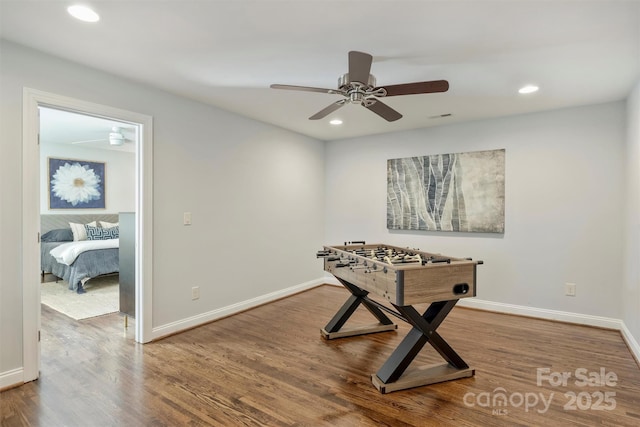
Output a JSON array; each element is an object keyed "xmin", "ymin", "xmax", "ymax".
[
  {"xmin": 387, "ymin": 149, "xmax": 505, "ymax": 233},
  {"xmin": 48, "ymin": 157, "xmax": 105, "ymax": 209}
]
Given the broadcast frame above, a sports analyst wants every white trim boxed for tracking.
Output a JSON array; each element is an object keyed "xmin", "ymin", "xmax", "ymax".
[
  {"xmin": 321, "ymin": 281, "xmax": 640, "ymax": 365},
  {"xmin": 22, "ymin": 88, "xmax": 154, "ymax": 383},
  {"xmin": 0, "ymin": 368, "xmax": 24, "ymax": 391},
  {"xmin": 456, "ymin": 298, "xmax": 623, "ymax": 329},
  {"xmin": 151, "ymin": 278, "xmax": 326, "ymax": 340},
  {"xmin": 323, "ymin": 276, "xmax": 341, "ymax": 286},
  {"xmin": 22, "ymin": 89, "xmax": 41, "ymax": 382},
  {"xmin": 621, "ymin": 322, "xmax": 640, "ymax": 366},
  {"xmin": 456, "ymin": 298, "xmax": 640, "ymax": 365},
  {"xmin": 135, "ymin": 102, "xmax": 154, "ymax": 344},
  {"xmin": 149, "ymin": 279, "xmax": 640, "ymax": 364},
  {"xmin": 12, "ymin": 273, "xmax": 639, "ymax": 383}
]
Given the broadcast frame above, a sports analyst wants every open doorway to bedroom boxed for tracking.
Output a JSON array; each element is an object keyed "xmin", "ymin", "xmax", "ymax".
[
  {"xmin": 22, "ymin": 88, "xmax": 153, "ymax": 383},
  {"xmin": 39, "ymin": 107, "xmax": 136, "ymax": 326}
]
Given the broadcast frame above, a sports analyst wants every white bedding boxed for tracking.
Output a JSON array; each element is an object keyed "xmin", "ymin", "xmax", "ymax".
[{"xmin": 49, "ymin": 238, "xmax": 119, "ymax": 266}]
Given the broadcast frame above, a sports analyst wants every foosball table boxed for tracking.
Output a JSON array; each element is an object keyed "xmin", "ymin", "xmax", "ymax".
[{"xmin": 317, "ymin": 242, "xmax": 483, "ymax": 393}]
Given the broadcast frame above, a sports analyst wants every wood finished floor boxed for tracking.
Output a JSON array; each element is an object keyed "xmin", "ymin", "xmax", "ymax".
[{"xmin": 2, "ymin": 285, "xmax": 640, "ymax": 426}]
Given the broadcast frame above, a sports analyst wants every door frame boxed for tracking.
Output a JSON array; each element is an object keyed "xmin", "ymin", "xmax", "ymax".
[{"xmin": 22, "ymin": 88, "xmax": 154, "ymax": 382}]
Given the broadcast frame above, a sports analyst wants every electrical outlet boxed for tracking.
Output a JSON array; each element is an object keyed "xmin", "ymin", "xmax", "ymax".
[
  {"xmin": 184, "ymin": 212, "xmax": 192, "ymax": 225},
  {"xmin": 565, "ymin": 283, "xmax": 576, "ymax": 296},
  {"xmin": 191, "ymin": 286, "xmax": 200, "ymax": 300}
]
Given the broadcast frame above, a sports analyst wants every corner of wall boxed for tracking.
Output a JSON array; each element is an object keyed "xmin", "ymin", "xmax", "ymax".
[{"xmin": 623, "ymin": 80, "xmax": 640, "ymax": 348}]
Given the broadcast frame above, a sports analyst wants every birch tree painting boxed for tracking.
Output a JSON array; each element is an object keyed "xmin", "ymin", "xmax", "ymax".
[{"xmin": 387, "ymin": 149, "xmax": 505, "ymax": 233}]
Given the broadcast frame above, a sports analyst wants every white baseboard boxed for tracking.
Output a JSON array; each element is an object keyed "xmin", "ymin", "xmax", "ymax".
[
  {"xmin": 0, "ymin": 367, "xmax": 23, "ymax": 391},
  {"xmin": 4, "ymin": 281, "xmax": 639, "ymax": 390},
  {"xmin": 151, "ymin": 278, "xmax": 326, "ymax": 340},
  {"xmin": 457, "ymin": 298, "xmax": 624, "ymax": 329},
  {"xmin": 457, "ymin": 298, "xmax": 640, "ymax": 365},
  {"xmin": 319, "ymin": 282, "xmax": 640, "ymax": 364},
  {"xmin": 621, "ymin": 322, "xmax": 640, "ymax": 366},
  {"xmin": 152, "ymin": 279, "xmax": 640, "ymax": 366}
]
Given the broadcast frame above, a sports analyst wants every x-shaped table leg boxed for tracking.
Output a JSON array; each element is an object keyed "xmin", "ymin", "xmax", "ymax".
[
  {"xmin": 372, "ymin": 300, "xmax": 473, "ymax": 392},
  {"xmin": 322, "ymin": 278, "xmax": 397, "ymax": 339}
]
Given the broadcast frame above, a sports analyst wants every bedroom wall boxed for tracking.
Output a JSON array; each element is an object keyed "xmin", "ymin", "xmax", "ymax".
[
  {"xmin": 624, "ymin": 81, "xmax": 640, "ymax": 344},
  {"xmin": 0, "ymin": 40, "xmax": 325, "ymax": 383},
  {"xmin": 324, "ymin": 102, "xmax": 626, "ymax": 319},
  {"xmin": 39, "ymin": 143, "xmax": 135, "ymax": 215}
]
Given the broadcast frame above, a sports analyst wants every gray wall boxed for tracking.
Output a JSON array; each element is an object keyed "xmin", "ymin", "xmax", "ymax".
[
  {"xmin": 1, "ymin": 38, "xmax": 638, "ymax": 385},
  {"xmin": 325, "ymin": 102, "xmax": 626, "ymax": 318},
  {"xmin": 0, "ymin": 40, "xmax": 325, "ymax": 377}
]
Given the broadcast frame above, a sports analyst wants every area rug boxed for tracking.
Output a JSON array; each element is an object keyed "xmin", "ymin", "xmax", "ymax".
[{"xmin": 41, "ymin": 275, "xmax": 119, "ymax": 320}]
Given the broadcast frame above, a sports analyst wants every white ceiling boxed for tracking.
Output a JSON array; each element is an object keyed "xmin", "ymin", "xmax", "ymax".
[
  {"xmin": 39, "ymin": 107, "xmax": 137, "ymax": 152},
  {"xmin": 2, "ymin": 1, "xmax": 639, "ymax": 141}
]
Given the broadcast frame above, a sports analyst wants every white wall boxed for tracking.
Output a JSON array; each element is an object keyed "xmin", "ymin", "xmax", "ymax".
[
  {"xmin": 0, "ymin": 40, "xmax": 325, "ymax": 380},
  {"xmin": 40, "ymin": 143, "xmax": 135, "ymax": 215},
  {"xmin": 624, "ymin": 82, "xmax": 640, "ymax": 343},
  {"xmin": 325, "ymin": 103, "xmax": 626, "ymax": 318}
]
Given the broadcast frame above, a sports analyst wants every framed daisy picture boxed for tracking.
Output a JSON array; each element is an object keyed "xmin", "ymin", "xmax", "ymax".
[{"xmin": 48, "ymin": 157, "xmax": 106, "ymax": 209}]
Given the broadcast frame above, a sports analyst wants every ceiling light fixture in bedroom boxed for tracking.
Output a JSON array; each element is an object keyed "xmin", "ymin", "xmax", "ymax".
[
  {"xmin": 67, "ymin": 5, "xmax": 100, "ymax": 22},
  {"xmin": 109, "ymin": 127, "xmax": 125, "ymax": 146}
]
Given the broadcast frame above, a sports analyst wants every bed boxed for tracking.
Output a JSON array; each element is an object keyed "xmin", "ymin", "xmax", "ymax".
[{"xmin": 41, "ymin": 214, "xmax": 120, "ymax": 293}]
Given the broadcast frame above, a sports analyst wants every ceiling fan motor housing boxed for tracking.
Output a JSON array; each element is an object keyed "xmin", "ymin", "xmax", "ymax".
[
  {"xmin": 270, "ymin": 51, "xmax": 448, "ymax": 122},
  {"xmin": 339, "ymin": 73, "xmax": 387, "ymax": 104},
  {"xmin": 339, "ymin": 72, "xmax": 377, "ymax": 89},
  {"xmin": 109, "ymin": 127, "xmax": 125, "ymax": 146}
]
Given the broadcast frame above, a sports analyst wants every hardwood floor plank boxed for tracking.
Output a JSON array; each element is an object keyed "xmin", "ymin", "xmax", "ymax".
[{"xmin": 2, "ymin": 285, "xmax": 639, "ymax": 426}]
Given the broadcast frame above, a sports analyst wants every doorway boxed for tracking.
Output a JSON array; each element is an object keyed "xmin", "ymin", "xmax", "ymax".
[
  {"xmin": 39, "ymin": 106, "xmax": 134, "ymax": 322},
  {"xmin": 22, "ymin": 88, "xmax": 154, "ymax": 382}
]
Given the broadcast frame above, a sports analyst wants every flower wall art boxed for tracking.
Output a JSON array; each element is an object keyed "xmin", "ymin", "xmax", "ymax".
[
  {"xmin": 48, "ymin": 157, "xmax": 105, "ymax": 209},
  {"xmin": 387, "ymin": 149, "xmax": 505, "ymax": 233}
]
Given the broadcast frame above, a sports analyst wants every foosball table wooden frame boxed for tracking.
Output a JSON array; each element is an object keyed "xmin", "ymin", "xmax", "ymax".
[{"xmin": 317, "ymin": 243, "xmax": 483, "ymax": 394}]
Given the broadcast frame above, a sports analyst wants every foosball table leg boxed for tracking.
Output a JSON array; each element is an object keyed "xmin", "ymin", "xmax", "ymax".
[
  {"xmin": 321, "ymin": 279, "xmax": 397, "ymax": 340},
  {"xmin": 371, "ymin": 300, "xmax": 474, "ymax": 393}
]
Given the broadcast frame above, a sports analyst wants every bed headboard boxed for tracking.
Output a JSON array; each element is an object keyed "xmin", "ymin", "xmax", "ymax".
[{"xmin": 41, "ymin": 214, "xmax": 120, "ymax": 234}]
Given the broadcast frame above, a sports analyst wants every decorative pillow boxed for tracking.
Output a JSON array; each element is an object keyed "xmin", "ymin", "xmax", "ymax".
[
  {"xmin": 41, "ymin": 228, "xmax": 74, "ymax": 242},
  {"xmin": 70, "ymin": 221, "xmax": 97, "ymax": 241},
  {"xmin": 85, "ymin": 224, "xmax": 119, "ymax": 240},
  {"xmin": 99, "ymin": 221, "xmax": 119, "ymax": 229}
]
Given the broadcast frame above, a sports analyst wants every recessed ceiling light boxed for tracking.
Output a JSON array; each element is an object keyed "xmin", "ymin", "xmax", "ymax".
[
  {"xmin": 329, "ymin": 119, "xmax": 343, "ymax": 125},
  {"xmin": 518, "ymin": 85, "xmax": 539, "ymax": 94},
  {"xmin": 67, "ymin": 5, "xmax": 100, "ymax": 22}
]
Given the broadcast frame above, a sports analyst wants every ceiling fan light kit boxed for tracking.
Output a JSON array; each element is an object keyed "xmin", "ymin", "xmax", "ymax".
[
  {"xmin": 271, "ymin": 51, "xmax": 449, "ymax": 122},
  {"xmin": 71, "ymin": 126, "xmax": 131, "ymax": 146},
  {"xmin": 109, "ymin": 127, "xmax": 125, "ymax": 146}
]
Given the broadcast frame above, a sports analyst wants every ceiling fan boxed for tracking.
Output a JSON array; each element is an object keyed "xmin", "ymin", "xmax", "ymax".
[
  {"xmin": 270, "ymin": 51, "xmax": 449, "ymax": 122},
  {"xmin": 71, "ymin": 127, "xmax": 133, "ymax": 146}
]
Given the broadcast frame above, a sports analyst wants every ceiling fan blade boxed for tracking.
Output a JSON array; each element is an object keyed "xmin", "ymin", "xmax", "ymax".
[
  {"xmin": 309, "ymin": 99, "xmax": 347, "ymax": 120},
  {"xmin": 377, "ymin": 80, "xmax": 449, "ymax": 97},
  {"xmin": 271, "ymin": 84, "xmax": 342, "ymax": 95},
  {"xmin": 348, "ymin": 51, "xmax": 373, "ymax": 84},
  {"xmin": 71, "ymin": 138, "xmax": 108, "ymax": 144},
  {"xmin": 363, "ymin": 99, "xmax": 402, "ymax": 122}
]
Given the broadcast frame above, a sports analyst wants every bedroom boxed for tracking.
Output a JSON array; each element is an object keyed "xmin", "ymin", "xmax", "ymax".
[
  {"xmin": 38, "ymin": 106, "xmax": 136, "ymax": 320},
  {"xmin": 1, "ymin": 1, "xmax": 639, "ymax": 425}
]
